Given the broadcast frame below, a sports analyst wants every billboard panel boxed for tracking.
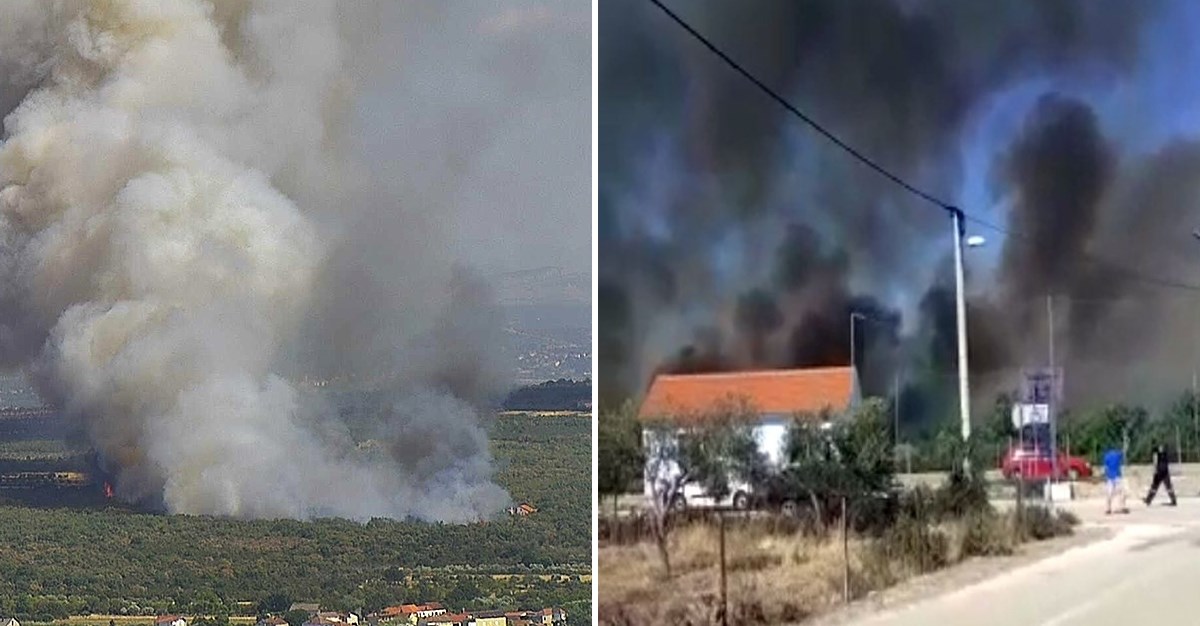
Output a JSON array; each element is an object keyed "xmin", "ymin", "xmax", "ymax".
[
  {"xmin": 1020, "ymin": 368, "xmax": 1063, "ymax": 405},
  {"xmin": 1011, "ymin": 403, "xmax": 1050, "ymax": 428}
]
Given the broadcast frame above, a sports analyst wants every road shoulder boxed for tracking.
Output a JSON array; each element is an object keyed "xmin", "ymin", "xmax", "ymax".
[{"xmin": 803, "ymin": 524, "xmax": 1113, "ymax": 626}]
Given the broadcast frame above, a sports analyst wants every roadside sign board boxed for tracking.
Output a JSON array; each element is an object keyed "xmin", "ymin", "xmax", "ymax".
[
  {"xmin": 1012, "ymin": 403, "xmax": 1050, "ymax": 427},
  {"xmin": 1020, "ymin": 368, "xmax": 1063, "ymax": 405}
]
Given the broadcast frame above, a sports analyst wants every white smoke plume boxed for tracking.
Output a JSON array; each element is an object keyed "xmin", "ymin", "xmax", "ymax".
[{"xmin": 0, "ymin": 0, "xmax": 583, "ymax": 520}]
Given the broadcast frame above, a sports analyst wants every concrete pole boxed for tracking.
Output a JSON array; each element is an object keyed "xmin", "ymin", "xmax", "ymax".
[
  {"xmin": 952, "ymin": 209, "xmax": 972, "ymax": 471},
  {"xmin": 850, "ymin": 312, "xmax": 864, "ymax": 377},
  {"xmin": 850, "ymin": 313, "xmax": 856, "ymax": 374},
  {"xmin": 893, "ymin": 371, "xmax": 900, "ymax": 447},
  {"xmin": 1048, "ymin": 295, "xmax": 1057, "ymax": 507}
]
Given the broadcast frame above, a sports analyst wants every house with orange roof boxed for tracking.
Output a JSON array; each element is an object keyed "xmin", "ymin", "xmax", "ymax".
[
  {"xmin": 506, "ymin": 502, "xmax": 538, "ymax": 516},
  {"xmin": 379, "ymin": 603, "xmax": 445, "ymax": 626},
  {"xmin": 639, "ymin": 366, "xmax": 860, "ymax": 509},
  {"xmin": 488, "ymin": 608, "xmax": 566, "ymax": 626},
  {"xmin": 531, "ymin": 608, "xmax": 567, "ymax": 625},
  {"xmin": 416, "ymin": 613, "xmax": 467, "ymax": 626}
]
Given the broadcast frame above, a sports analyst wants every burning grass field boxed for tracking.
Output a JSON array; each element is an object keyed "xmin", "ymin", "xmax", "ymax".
[{"xmin": 0, "ymin": 412, "xmax": 592, "ymax": 624}]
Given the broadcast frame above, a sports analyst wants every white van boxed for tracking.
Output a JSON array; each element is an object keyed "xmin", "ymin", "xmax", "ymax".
[{"xmin": 642, "ymin": 418, "xmax": 797, "ymax": 510}]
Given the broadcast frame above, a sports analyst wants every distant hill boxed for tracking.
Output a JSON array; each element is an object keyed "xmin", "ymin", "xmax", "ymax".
[{"xmin": 502, "ymin": 379, "xmax": 591, "ymax": 412}]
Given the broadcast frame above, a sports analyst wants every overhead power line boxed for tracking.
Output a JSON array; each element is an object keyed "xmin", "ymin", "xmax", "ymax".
[
  {"xmin": 965, "ymin": 216, "xmax": 1200, "ymax": 293},
  {"xmin": 646, "ymin": 0, "xmax": 1200, "ymax": 294},
  {"xmin": 646, "ymin": 0, "xmax": 951, "ymax": 211}
]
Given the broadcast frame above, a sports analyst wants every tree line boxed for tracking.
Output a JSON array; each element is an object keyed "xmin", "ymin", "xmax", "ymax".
[
  {"xmin": 0, "ymin": 414, "xmax": 591, "ymax": 623},
  {"xmin": 599, "ymin": 388, "xmax": 1200, "ymax": 503}
]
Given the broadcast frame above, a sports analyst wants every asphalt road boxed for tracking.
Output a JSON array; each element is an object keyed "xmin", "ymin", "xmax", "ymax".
[{"xmin": 846, "ymin": 498, "xmax": 1200, "ymax": 625}]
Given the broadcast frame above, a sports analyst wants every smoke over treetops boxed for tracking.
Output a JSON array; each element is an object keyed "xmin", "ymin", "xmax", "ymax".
[
  {"xmin": 600, "ymin": 0, "xmax": 1200, "ymax": 421},
  {"xmin": 0, "ymin": 1, "xmax": 588, "ymax": 520}
]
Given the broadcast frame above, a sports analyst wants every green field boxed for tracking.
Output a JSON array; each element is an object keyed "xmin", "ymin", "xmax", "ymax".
[{"xmin": 0, "ymin": 413, "xmax": 591, "ymax": 623}]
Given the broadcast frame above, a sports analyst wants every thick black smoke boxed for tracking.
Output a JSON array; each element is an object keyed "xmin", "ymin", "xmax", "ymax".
[
  {"xmin": 967, "ymin": 91, "xmax": 1200, "ymax": 404},
  {"xmin": 600, "ymin": 0, "xmax": 1185, "ymax": 425}
]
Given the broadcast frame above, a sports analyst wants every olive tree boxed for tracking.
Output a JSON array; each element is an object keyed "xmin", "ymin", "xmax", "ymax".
[{"xmin": 642, "ymin": 397, "xmax": 764, "ymax": 576}]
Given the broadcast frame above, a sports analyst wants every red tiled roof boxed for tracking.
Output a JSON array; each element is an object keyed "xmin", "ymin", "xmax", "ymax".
[
  {"xmin": 638, "ymin": 367, "xmax": 856, "ymax": 423},
  {"xmin": 390, "ymin": 603, "xmax": 443, "ymax": 617}
]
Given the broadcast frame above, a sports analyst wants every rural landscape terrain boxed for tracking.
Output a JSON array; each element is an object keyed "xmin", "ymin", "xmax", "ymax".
[
  {"xmin": 0, "ymin": 0, "xmax": 592, "ymax": 623},
  {"xmin": 599, "ymin": 0, "xmax": 1200, "ymax": 622},
  {"xmin": 0, "ymin": 376, "xmax": 592, "ymax": 624},
  {"xmin": 598, "ymin": 398, "xmax": 1082, "ymax": 624}
]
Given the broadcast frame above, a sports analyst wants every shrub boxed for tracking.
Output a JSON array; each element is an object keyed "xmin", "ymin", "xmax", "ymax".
[
  {"xmin": 958, "ymin": 510, "xmax": 1013, "ymax": 557},
  {"xmin": 1057, "ymin": 509, "xmax": 1080, "ymax": 527},
  {"xmin": 850, "ymin": 491, "xmax": 900, "ymax": 536},
  {"xmin": 875, "ymin": 512, "xmax": 948, "ymax": 573},
  {"xmin": 932, "ymin": 467, "xmax": 990, "ymax": 520},
  {"xmin": 1018, "ymin": 505, "xmax": 1074, "ymax": 540}
]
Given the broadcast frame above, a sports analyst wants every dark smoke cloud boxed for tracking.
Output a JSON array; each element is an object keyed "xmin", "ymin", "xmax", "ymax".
[
  {"xmin": 600, "ymin": 0, "xmax": 1182, "ymax": 425},
  {"xmin": 968, "ymin": 95, "xmax": 1200, "ymax": 404}
]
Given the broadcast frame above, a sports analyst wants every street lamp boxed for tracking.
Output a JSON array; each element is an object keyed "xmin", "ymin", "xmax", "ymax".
[
  {"xmin": 951, "ymin": 208, "xmax": 985, "ymax": 471},
  {"xmin": 1190, "ymin": 230, "xmax": 1200, "ymax": 461},
  {"xmin": 849, "ymin": 312, "xmax": 866, "ymax": 374}
]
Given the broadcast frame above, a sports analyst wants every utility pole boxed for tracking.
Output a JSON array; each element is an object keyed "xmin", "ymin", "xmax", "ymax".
[
  {"xmin": 850, "ymin": 312, "xmax": 865, "ymax": 375},
  {"xmin": 893, "ymin": 371, "xmax": 900, "ymax": 448},
  {"xmin": 1048, "ymin": 294, "xmax": 1057, "ymax": 506},
  {"xmin": 952, "ymin": 208, "xmax": 972, "ymax": 472}
]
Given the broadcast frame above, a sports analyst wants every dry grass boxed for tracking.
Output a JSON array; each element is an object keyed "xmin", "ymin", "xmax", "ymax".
[
  {"xmin": 598, "ymin": 509, "xmax": 1071, "ymax": 625},
  {"xmin": 599, "ymin": 522, "xmax": 875, "ymax": 624}
]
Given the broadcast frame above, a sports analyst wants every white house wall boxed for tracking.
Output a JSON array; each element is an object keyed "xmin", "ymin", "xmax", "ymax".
[
  {"xmin": 641, "ymin": 417, "xmax": 794, "ymax": 503},
  {"xmin": 755, "ymin": 415, "xmax": 791, "ymax": 469}
]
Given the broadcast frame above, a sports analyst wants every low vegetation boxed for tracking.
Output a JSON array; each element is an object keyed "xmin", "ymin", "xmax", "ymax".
[
  {"xmin": 0, "ymin": 414, "xmax": 591, "ymax": 624},
  {"xmin": 599, "ymin": 496, "xmax": 1076, "ymax": 625},
  {"xmin": 599, "ymin": 399, "xmax": 1078, "ymax": 625},
  {"xmin": 501, "ymin": 379, "xmax": 591, "ymax": 412}
]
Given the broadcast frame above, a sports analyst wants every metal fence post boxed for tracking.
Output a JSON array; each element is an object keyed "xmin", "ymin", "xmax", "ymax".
[
  {"xmin": 719, "ymin": 512, "xmax": 728, "ymax": 626},
  {"xmin": 842, "ymin": 496, "xmax": 850, "ymax": 604}
]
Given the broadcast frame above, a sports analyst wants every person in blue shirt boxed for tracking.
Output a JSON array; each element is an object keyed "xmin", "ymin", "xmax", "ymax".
[{"xmin": 1103, "ymin": 447, "xmax": 1129, "ymax": 514}]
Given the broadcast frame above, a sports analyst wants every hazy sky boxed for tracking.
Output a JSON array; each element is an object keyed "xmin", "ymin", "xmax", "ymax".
[{"xmin": 352, "ymin": 1, "xmax": 591, "ymax": 276}]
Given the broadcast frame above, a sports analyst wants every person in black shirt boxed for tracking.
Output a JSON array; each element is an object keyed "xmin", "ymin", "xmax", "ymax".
[{"xmin": 1144, "ymin": 442, "xmax": 1177, "ymax": 506}]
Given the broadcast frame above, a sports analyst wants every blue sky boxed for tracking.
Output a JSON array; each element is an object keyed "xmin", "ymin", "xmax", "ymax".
[{"xmin": 952, "ymin": 0, "xmax": 1200, "ymax": 278}]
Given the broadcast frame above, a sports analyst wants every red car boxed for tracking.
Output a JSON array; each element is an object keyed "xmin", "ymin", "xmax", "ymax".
[{"xmin": 1000, "ymin": 446, "xmax": 1093, "ymax": 481}]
